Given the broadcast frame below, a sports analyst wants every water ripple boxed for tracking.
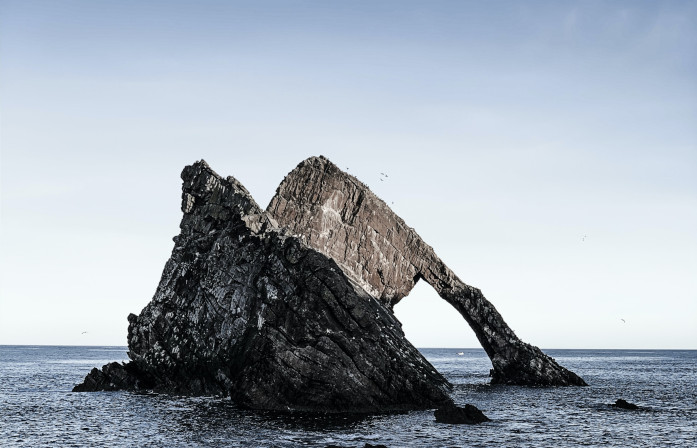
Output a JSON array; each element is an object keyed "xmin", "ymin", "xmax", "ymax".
[{"xmin": 0, "ymin": 346, "xmax": 695, "ymax": 447}]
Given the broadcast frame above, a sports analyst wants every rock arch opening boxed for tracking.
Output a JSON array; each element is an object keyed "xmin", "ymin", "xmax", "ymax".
[{"xmin": 393, "ymin": 280, "xmax": 479, "ymax": 349}]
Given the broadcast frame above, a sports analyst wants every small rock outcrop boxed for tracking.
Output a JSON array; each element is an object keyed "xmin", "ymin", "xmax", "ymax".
[
  {"xmin": 71, "ymin": 362, "xmax": 136, "ymax": 392},
  {"xmin": 434, "ymin": 403, "xmax": 491, "ymax": 424},
  {"xmin": 611, "ymin": 399, "xmax": 639, "ymax": 410},
  {"xmin": 267, "ymin": 156, "xmax": 586, "ymax": 386},
  {"xmin": 74, "ymin": 161, "xmax": 450, "ymax": 412}
]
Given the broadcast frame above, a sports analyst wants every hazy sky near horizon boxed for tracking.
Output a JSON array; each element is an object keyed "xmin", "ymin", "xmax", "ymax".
[{"xmin": 1, "ymin": 0, "xmax": 695, "ymax": 349}]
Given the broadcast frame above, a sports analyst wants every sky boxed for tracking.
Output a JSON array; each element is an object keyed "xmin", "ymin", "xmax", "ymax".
[{"xmin": 1, "ymin": 0, "xmax": 695, "ymax": 349}]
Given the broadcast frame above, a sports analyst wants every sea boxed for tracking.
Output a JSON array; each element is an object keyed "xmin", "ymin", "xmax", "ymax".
[{"xmin": 0, "ymin": 346, "xmax": 694, "ymax": 447}]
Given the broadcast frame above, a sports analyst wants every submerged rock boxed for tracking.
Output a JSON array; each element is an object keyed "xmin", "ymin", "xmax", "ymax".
[
  {"xmin": 325, "ymin": 444, "xmax": 388, "ymax": 448},
  {"xmin": 268, "ymin": 156, "xmax": 586, "ymax": 387},
  {"xmin": 611, "ymin": 399, "xmax": 639, "ymax": 410},
  {"xmin": 74, "ymin": 160, "xmax": 450, "ymax": 412},
  {"xmin": 74, "ymin": 156, "xmax": 586, "ymax": 412},
  {"xmin": 434, "ymin": 403, "xmax": 490, "ymax": 424}
]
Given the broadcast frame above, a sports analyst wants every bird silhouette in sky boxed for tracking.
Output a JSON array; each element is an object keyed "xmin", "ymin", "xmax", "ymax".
[
  {"xmin": 582, "ymin": 234, "xmax": 587, "ymax": 242},
  {"xmin": 620, "ymin": 319, "xmax": 626, "ymax": 324},
  {"xmin": 81, "ymin": 331, "xmax": 88, "ymax": 334}
]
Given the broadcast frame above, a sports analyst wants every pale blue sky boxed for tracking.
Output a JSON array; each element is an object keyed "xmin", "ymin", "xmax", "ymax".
[{"xmin": 1, "ymin": 1, "xmax": 695, "ymax": 348}]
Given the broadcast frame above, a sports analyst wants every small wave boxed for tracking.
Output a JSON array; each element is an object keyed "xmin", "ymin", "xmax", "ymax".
[{"xmin": 86, "ymin": 349, "xmax": 128, "ymax": 352}]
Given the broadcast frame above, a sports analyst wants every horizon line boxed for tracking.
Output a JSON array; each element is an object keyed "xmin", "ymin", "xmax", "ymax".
[{"xmin": 1, "ymin": 344, "xmax": 695, "ymax": 351}]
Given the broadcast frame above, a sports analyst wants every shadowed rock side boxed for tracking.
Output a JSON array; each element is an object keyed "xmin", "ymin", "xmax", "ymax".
[
  {"xmin": 267, "ymin": 156, "xmax": 586, "ymax": 386},
  {"xmin": 74, "ymin": 160, "xmax": 451, "ymax": 413}
]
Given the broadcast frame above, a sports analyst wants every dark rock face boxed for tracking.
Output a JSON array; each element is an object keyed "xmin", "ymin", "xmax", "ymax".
[
  {"xmin": 434, "ymin": 403, "xmax": 491, "ymax": 424},
  {"xmin": 611, "ymin": 399, "xmax": 639, "ymax": 410},
  {"xmin": 74, "ymin": 161, "xmax": 451, "ymax": 412},
  {"xmin": 71, "ymin": 362, "xmax": 137, "ymax": 392},
  {"xmin": 267, "ymin": 156, "xmax": 586, "ymax": 387}
]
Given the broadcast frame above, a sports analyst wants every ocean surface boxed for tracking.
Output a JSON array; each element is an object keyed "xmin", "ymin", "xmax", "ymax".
[{"xmin": 0, "ymin": 346, "xmax": 694, "ymax": 447}]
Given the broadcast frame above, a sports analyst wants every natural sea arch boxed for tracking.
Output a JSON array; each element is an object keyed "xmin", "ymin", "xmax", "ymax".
[
  {"xmin": 393, "ymin": 280, "xmax": 480, "ymax": 349},
  {"xmin": 267, "ymin": 156, "xmax": 586, "ymax": 386},
  {"xmin": 393, "ymin": 279, "xmax": 496, "ymax": 385}
]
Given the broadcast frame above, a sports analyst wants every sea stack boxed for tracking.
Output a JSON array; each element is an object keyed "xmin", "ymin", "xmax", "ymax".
[
  {"xmin": 76, "ymin": 160, "xmax": 451, "ymax": 412},
  {"xmin": 74, "ymin": 156, "xmax": 586, "ymax": 412}
]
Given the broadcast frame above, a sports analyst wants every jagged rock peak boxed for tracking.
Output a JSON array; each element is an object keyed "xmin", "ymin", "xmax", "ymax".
[{"xmin": 268, "ymin": 155, "xmax": 423, "ymax": 305}]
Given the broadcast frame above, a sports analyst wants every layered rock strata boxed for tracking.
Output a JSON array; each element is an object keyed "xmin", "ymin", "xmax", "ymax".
[
  {"xmin": 267, "ymin": 156, "xmax": 586, "ymax": 386},
  {"xmin": 74, "ymin": 161, "xmax": 451, "ymax": 412}
]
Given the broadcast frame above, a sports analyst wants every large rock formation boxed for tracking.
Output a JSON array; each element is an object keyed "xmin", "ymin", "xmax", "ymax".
[
  {"xmin": 74, "ymin": 161, "xmax": 451, "ymax": 412},
  {"xmin": 74, "ymin": 156, "xmax": 585, "ymax": 413},
  {"xmin": 267, "ymin": 156, "xmax": 585, "ymax": 386}
]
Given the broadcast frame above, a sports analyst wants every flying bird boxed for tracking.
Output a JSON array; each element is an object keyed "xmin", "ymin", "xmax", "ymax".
[
  {"xmin": 620, "ymin": 319, "xmax": 626, "ymax": 324},
  {"xmin": 582, "ymin": 234, "xmax": 587, "ymax": 242},
  {"xmin": 81, "ymin": 331, "xmax": 88, "ymax": 334}
]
